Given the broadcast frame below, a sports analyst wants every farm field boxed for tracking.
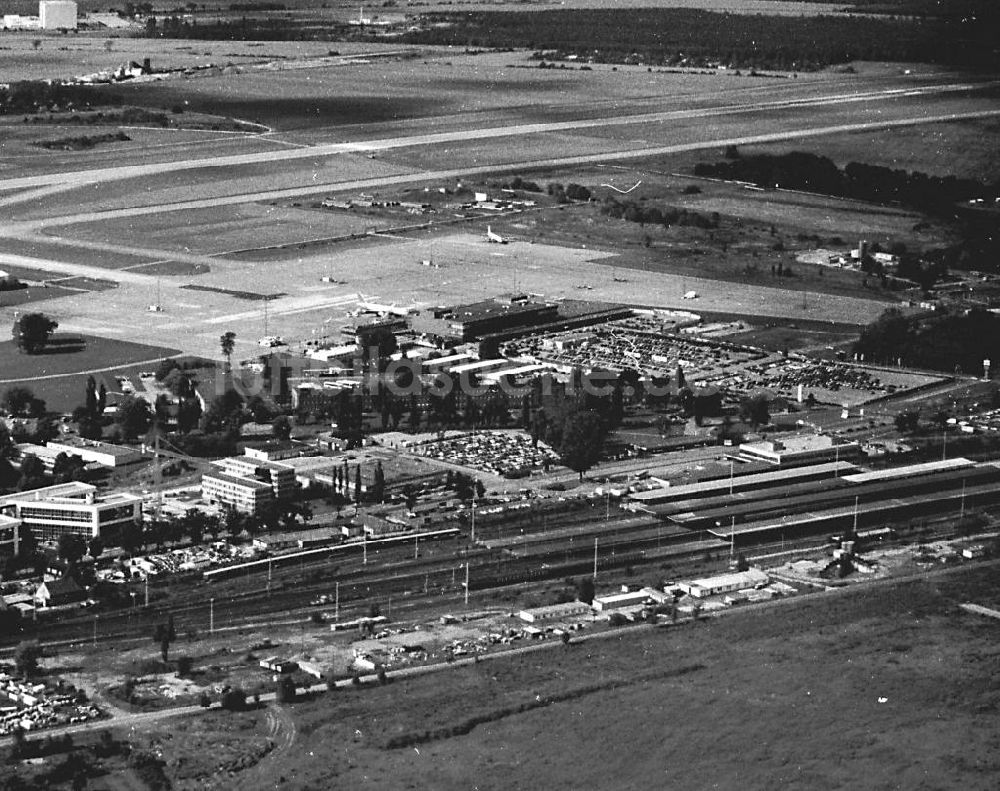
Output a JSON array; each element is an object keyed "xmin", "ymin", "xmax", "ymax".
[{"xmin": 197, "ymin": 563, "xmax": 1000, "ymax": 790}]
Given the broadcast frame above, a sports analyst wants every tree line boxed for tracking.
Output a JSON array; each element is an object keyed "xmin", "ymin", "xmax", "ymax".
[
  {"xmin": 854, "ymin": 306, "xmax": 1000, "ymax": 374},
  {"xmin": 399, "ymin": 8, "xmax": 999, "ymax": 70},
  {"xmin": 600, "ymin": 196, "xmax": 721, "ymax": 229},
  {"xmin": 694, "ymin": 151, "xmax": 998, "ymax": 214}
]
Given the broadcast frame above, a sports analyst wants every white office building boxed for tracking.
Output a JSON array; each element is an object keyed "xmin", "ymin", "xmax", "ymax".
[
  {"xmin": 0, "ymin": 482, "xmax": 141, "ymax": 543},
  {"xmin": 39, "ymin": 1, "xmax": 77, "ymax": 29}
]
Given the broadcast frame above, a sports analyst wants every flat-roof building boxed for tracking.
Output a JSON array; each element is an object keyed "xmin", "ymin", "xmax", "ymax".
[
  {"xmin": 0, "ymin": 482, "xmax": 141, "ymax": 544},
  {"xmin": 202, "ymin": 454, "xmax": 298, "ymax": 514},
  {"xmin": 518, "ymin": 601, "xmax": 591, "ymax": 623},
  {"xmin": 46, "ymin": 438, "xmax": 143, "ymax": 468},
  {"xmin": 739, "ymin": 435, "xmax": 861, "ymax": 466},
  {"xmin": 410, "ymin": 295, "xmax": 558, "ymax": 343},
  {"xmin": 676, "ymin": 568, "xmax": 769, "ymax": 598},
  {"xmin": 592, "ymin": 590, "xmax": 654, "ymax": 612},
  {"xmin": 39, "ymin": 1, "xmax": 77, "ymax": 29}
]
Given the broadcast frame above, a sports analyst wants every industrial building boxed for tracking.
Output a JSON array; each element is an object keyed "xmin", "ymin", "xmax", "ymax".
[
  {"xmin": 738, "ymin": 434, "xmax": 861, "ymax": 466},
  {"xmin": 518, "ymin": 601, "xmax": 591, "ymax": 623},
  {"xmin": 201, "ymin": 454, "xmax": 298, "ymax": 514},
  {"xmin": 676, "ymin": 568, "xmax": 770, "ymax": 598},
  {"xmin": 44, "ymin": 438, "xmax": 143, "ymax": 468},
  {"xmin": 409, "ymin": 295, "xmax": 558, "ymax": 343},
  {"xmin": 39, "ymin": 1, "xmax": 77, "ymax": 29},
  {"xmin": 0, "ymin": 482, "xmax": 141, "ymax": 543}
]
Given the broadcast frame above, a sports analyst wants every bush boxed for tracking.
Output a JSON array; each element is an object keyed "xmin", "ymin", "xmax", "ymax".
[
  {"xmin": 175, "ymin": 656, "xmax": 194, "ymax": 677},
  {"xmin": 220, "ymin": 686, "xmax": 246, "ymax": 711},
  {"xmin": 275, "ymin": 675, "xmax": 297, "ymax": 703}
]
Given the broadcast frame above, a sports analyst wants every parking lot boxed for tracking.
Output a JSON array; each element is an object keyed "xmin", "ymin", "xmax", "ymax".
[{"xmin": 416, "ymin": 431, "xmax": 560, "ymax": 478}]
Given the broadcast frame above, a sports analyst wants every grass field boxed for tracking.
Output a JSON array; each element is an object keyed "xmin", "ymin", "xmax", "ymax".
[
  {"xmin": 218, "ymin": 563, "xmax": 1000, "ymax": 790},
  {"xmin": 0, "ymin": 282, "xmax": 75, "ymax": 308},
  {"xmin": 0, "ymin": 334, "xmax": 179, "ymax": 412},
  {"xmin": 726, "ymin": 115, "xmax": 1000, "ymax": 182}
]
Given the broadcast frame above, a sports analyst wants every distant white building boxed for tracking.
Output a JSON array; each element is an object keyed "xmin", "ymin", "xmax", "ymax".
[
  {"xmin": 3, "ymin": 15, "xmax": 43, "ymax": 29},
  {"xmin": 39, "ymin": 1, "xmax": 77, "ymax": 29},
  {"xmin": 739, "ymin": 434, "xmax": 860, "ymax": 466},
  {"xmin": 676, "ymin": 568, "xmax": 770, "ymax": 599},
  {"xmin": 518, "ymin": 601, "xmax": 591, "ymax": 623}
]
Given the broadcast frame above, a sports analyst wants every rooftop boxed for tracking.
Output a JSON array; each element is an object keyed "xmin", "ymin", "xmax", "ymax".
[
  {"xmin": 47, "ymin": 438, "xmax": 141, "ymax": 458},
  {"xmin": 428, "ymin": 297, "xmax": 553, "ymax": 323},
  {"xmin": 202, "ymin": 471, "xmax": 274, "ymax": 491}
]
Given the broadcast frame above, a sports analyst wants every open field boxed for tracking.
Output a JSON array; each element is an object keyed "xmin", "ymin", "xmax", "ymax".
[
  {"xmin": 725, "ymin": 115, "xmax": 1000, "ymax": 182},
  {"xmin": 0, "ymin": 334, "xmax": 177, "ymax": 385},
  {"xmin": 184, "ymin": 563, "xmax": 1000, "ymax": 790}
]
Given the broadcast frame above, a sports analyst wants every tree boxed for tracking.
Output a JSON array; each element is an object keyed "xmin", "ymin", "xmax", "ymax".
[
  {"xmin": 355, "ymin": 465, "xmax": 362, "ymax": 503},
  {"xmin": 275, "ymin": 675, "xmax": 296, "ymax": 703},
  {"xmin": 558, "ymin": 410, "xmax": 607, "ymax": 481},
  {"xmin": 372, "ymin": 460, "xmax": 386, "ymax": 503},
  {"xmin": 115, "ymin": 396, "xmax": 152, "ymax": 442},
  {"xmin": 12, "ymin": 313, "xmax": 58, "ymax": 354},
  {"xmin": 576, "ymin": 577, "xmax": 595, "ymax": 604},
  {"xmin": 272, "ymin": 414, "xmax": 292, "ymax": 441},
  {"xmin": 202, "ymin": 390, "xmax": 244, "ymax": 434},
  {"xmin": 52, "ymin": 452, "xmax": 86, "ymax": 484},
  {"xmin": 740, "ymin": 393, "xmax": 770, "ymax": 428},
  {"xmin": 153, "ymin": 616, "xmax": 176, "ymax": 662},
  {"xmin": 3, "ymin": 386, "xmax": 45, "ymax": 417},
  {"xmin": 14, "ymin": 640, "xmax": 42, "ymax": 679},
  {"xmin": 84, "ymin": 376, "xmax": 98, "ymax": 417},
  {"xmin": 220, "ymin": 332, "xmax": 236, "ymax": 369},
  {"xmin": 57, "ymin": 533, "xmax": 86, "ymax": 565},
  {"xmin": 17, "ymin": 454, "xmax": 46, "ymax": 491},
  {"xmin": 0, "ymin": 423, "xmax": 16, "ymax": 461},
  {"xmin": 181, "ymin": 509, "xmax": 206, "ymax": 545},
  {"xmin": 221, "ymin": 686, "xmax": 247, "ymax": 711},
  {"xmin": 87, "ymin": 536, "xmax": 104, "ymax": 560},
  {"xmin": 895, "ymin": 410, "xmax": 920, "ymax": 433}
]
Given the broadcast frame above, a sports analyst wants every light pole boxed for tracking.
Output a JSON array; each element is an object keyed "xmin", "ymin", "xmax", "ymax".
[
  {"xmin": 209, "ymin": 597, "xmax": 215, "ymax": 635},
  {"xmin": 729, "ymin": 459, "xmax": 734, "ymax": 495},
  {"xmin": 93, "ymin": 614, "xmax": 98, "ymax": 646}
]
